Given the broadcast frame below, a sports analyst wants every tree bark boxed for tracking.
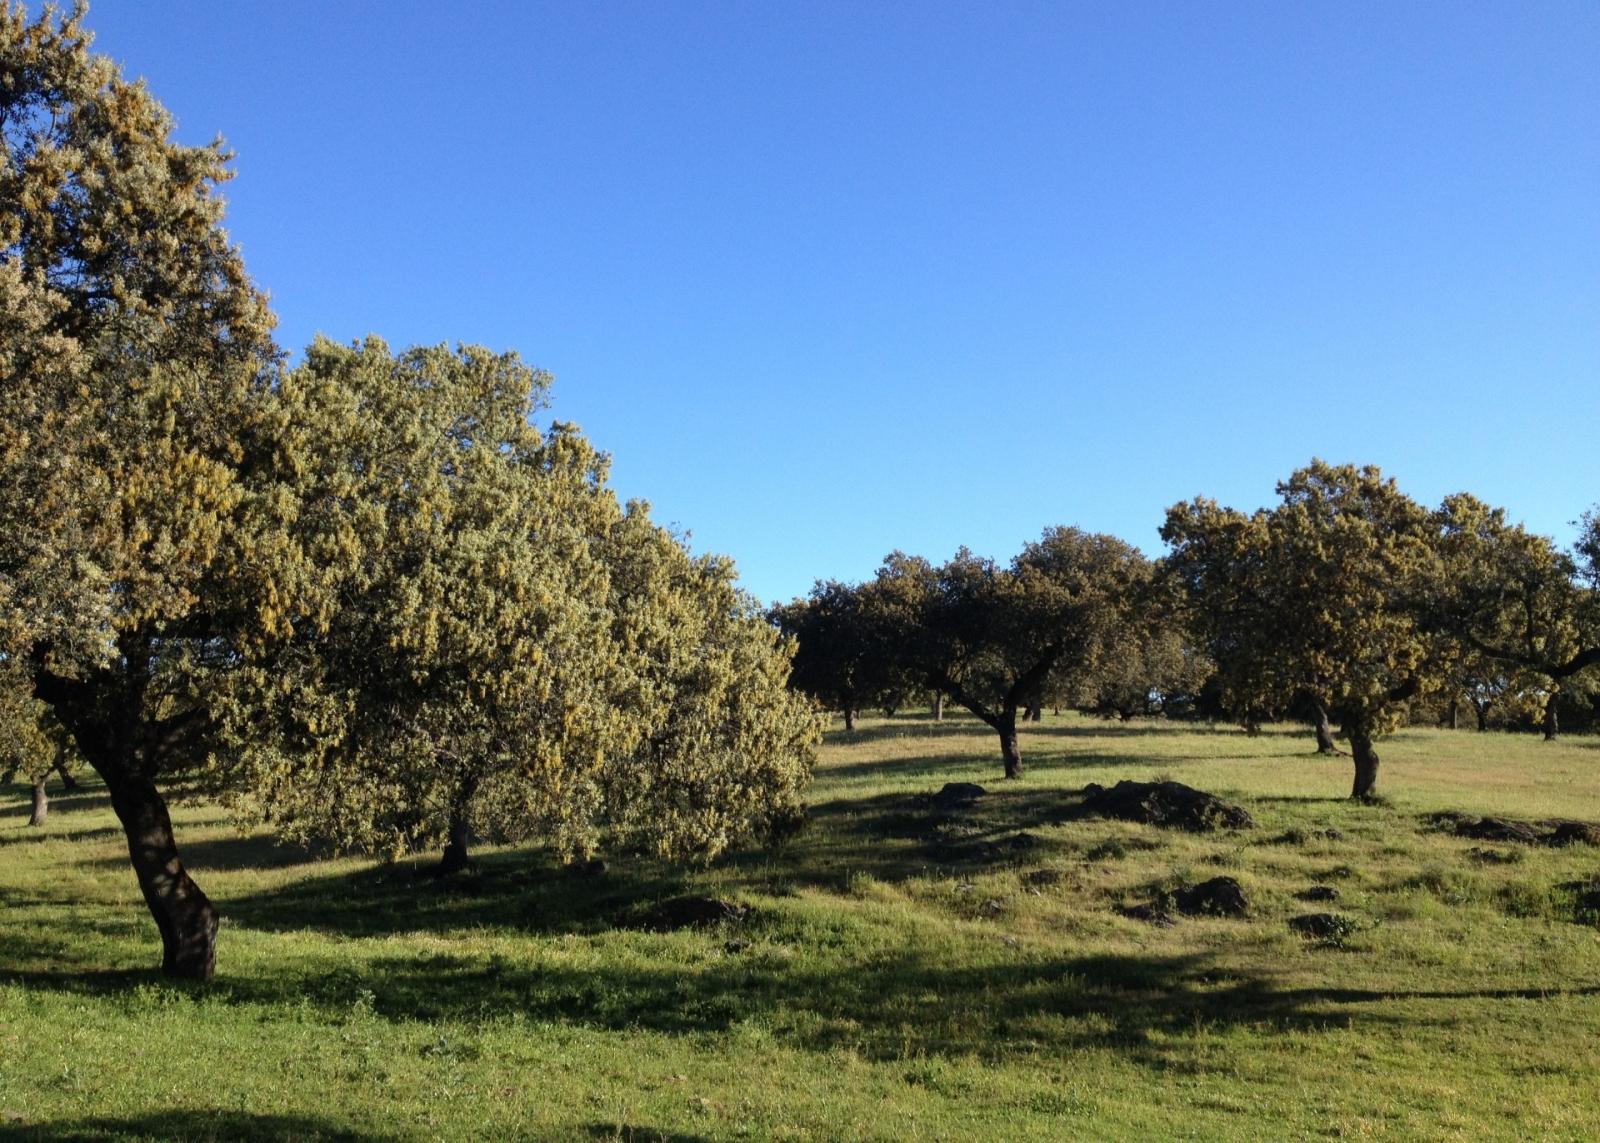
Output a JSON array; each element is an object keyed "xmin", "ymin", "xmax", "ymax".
[
  {"xmin": 438, "ymin": 810, "xmax": 471, "ymax": 875},
  {"xmin": 1543, "ymin": 691, "xmax": 1560, "ymax": 741},
  {"xmin": 1313, "ymin": 703, "xmax": 1339, "ymax": 754},
  {"xmin": 28, "ymin": 778, "xmax": 47, "ymax": 827},
  {"xmin": 1446, "ymin": 698, "xmax": 1459, "ymax": 731},
  {"xmin": 843, "ymin": 707, "xmax": 857, "ymax": 732},
  {"xmin": 436, "ymin": 774, "xmax": 478, "ymax": 876},
  {"xmin": 931, "ymin": 692, "xmax": 944, "ymax": 721},
  {"xmin": 53, "ymin": 760, "xmax": 78, "ymax": 791},
  {"xmin": 998, "ymin": 708, "xmax": 1023, "ymax": 779},
  {"xmin": 1025, "ymin": 701, "xmax": 1042, "ymax": 723},
  {"xmin": 1349, "ymin": 725, "xmax": 1380, "ymax": 799},
  {"xmin": 1473, "ymin": 700, "xmax": 1491, "ymax": 732},
  {"xmin": 104, "ymin": 766, "xmax": 218, "ymax": 979}
]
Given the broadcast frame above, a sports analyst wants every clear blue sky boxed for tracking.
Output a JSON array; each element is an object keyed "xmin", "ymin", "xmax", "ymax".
[{"xmin": 80, "ymin": 1, "xmax": 1598, "ymax": 604}]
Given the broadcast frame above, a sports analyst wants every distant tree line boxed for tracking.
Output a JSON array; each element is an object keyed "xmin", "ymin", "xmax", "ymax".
[{"xmin": 773, "ymin": 463, "xmax": 1600, "ymax": 797}]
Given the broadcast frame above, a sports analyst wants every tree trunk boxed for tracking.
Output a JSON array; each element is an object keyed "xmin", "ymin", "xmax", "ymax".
[
  {"xmin": 1313, "ymin": 703, "xmax": 1338, "ymax": 754},
  {"xmin": 1446, "ymin": 698, "xmax": 1459, "ymax": 731},
  {"xmin": 1025, "ymin": 701, "xmax": 1042, "ymax": 723},
  {"xmin": 436, "ymin": 774, "xmax": 478, "ymax": 876},
  {"xmin": 1543, "ymin": 692, "xmax": 1560, "ymax": 741},
  {"xmin": 1474, "ymin": 701, "xmax": 1490, "ymax": 732},
  {"xmin": 104, "ymin": 767, "xmax": 218, "ymax": 979},
  {"xmin": 932, "ymin": 692, "xmax": 944, "ymax": 721},
  {"xmin": 998, "ymin": 709, "xmax": 1023, "ymax": 779},
  {"xmin": 1349, "ymin": 725, "xmax": 1380, "ymax": 799},
  {"xmin": 53, "ymin": 760, "xmax": 78, "ymax": 791},
  {"xmin": 438, "ymin": 810, "xmax": 471, "ymax": 875},
  {"xmin": 28, "ymin": 778, "xmax": 47, "ymax": 827},
  {"xmin": 843, "ymin": 707, "xmax": 857, "ymax": 732},
  {"xmin": 32, "ymin": 654, "xmax": 217, "ymax": 980}
]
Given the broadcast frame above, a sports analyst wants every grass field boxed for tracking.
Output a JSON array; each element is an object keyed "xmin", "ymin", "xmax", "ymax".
[{"xmin": 3, "ymin": 714, "xmax": 1600, "ymax": 1141}]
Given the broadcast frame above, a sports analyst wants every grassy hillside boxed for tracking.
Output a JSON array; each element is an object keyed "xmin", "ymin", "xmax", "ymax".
[{"xmin": 3, "ymin": 714, "xmax": 1599, "ymax": 1140}]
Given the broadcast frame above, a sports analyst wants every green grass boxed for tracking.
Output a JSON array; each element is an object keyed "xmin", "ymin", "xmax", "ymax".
[{"xmin": 4, "ymin": 714, "xmax": 1600, "ymax": 1140}]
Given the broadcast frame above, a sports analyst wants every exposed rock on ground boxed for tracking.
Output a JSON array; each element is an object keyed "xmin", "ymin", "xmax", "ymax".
[
  {"xmin": 1080, "ymin": 781, "xmax": 1254, "ymax": 832},
  {"xmin": 929, "ymin": 782, "xmax": 987, "ymax": 811},
  {"xmin": 1123, "ymin": 876, "xmax": 1249, "ymax": 924},
  {"xmin": 637, "ymin": 896, "xmax": 753, "ymax": 931},
  {"xmin": 1430, "ymin": 811, "xmax": 1600, "ymax": 847},
  {"xmin": 1289, "ymin": 912, "xmax": 1357, "ymax": 942},
  {"xmin": 1298, "ymin": 885, "xmax": 1340, "ymax": 902}
]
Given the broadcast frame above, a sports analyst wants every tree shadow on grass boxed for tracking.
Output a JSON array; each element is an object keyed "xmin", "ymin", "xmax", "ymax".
[
  {"xmin": 6, "ymin": 1110, "xmax": 395, "ymax": 1141},
  {"xmin": 11, "ymin": 941, "xmax": 1593, "ymax": 1073},
  {"xmin": 78, "ymin": 832, "xmax": 330, "ymax": 875}
]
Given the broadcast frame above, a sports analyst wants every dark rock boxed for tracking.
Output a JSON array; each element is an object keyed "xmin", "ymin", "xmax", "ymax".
[
  {"xmin": 1289, "ymin": 912, "xmax": 1356, "ymax": 941},
  {"xmin": 637, "ymin": 896, "xmax": 752, "ymax": 932},
  {"xmin": 1547, "ymin": 821, "xmax": 1600, "ymax": 848},
  {"xmin": 1321, "ymin": 828, "xmax": 1345, "ymax": 841},
  {"xmin": 1171, "ymin": 876, "xmax": 1249, "ymax": 918},
  {"xmin": 981, "ymin": 898, "xmax": 1007, "ymax": 916},
  {"xmin": 1572, "ymin": 885, "xmax": 1600, "ymax": 920},
  {"xmin": 931, "ymin": 782, "xmax": 987, "ymax": 810},
  {"xmin": 1431, "ymin": 811, "xmax": 1600, "ymax": 847},
  {"xmin": 1299, "ymin": 885, "xmax": 1340, "ymax": 902},
  {"xmin": 565, "ymin": 858, "xmax": 608, "ymax": 878},
  {"xmin": 723, "ymin": 938, "xmax": 751, "ymax": 954},
  {"xmin": 1023, "ymin": 868, "xmax": 1063, "ymax": 887},
  {"xmin": 1120, "ymin": 901, "xmax": 1175, "ymax": 926},
  {"xmin": 1079, "ymin": 780, "xmax": 1254, "ymax": 832}
]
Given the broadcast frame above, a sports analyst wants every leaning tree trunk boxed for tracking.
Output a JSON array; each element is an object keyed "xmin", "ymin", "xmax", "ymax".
[
  {"xmin": 53, "ymin": 760, "xmax": 78, "ymax": 791},
  {"xmin": 28, "ymin": 778, "xmax": 47, "ymax": 827},
  {"xmin": 103, "ymin": 765, "xmax": 218, "ymax": 979},
  {"xmin": 1313, "ymin": 703, "xmax": 1339, "ymax": 754},
  {"xmin": 1543, "ymin": 692, "xmax": 1560, "ymax": 741},
  {"xmin": 1348, "ymin": 725, "xmax": 1380, "ymax": 799},
  {"xmin": 33, "ymin": 657, "xmax": 218, "ymax": 980}
]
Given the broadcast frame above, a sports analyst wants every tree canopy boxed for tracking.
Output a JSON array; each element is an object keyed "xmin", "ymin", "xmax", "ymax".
[{"xmin": 1162, "ymin": 461, "xmax": 1444, "ymax": 797}]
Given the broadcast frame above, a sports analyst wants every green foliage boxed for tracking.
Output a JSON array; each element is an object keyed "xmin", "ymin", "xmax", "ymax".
[
  {"xmin": 1434, "ymin": 492, "xmax": 1600, "ymax": 717},
  {"xmin": 770, "ymin": 578, "xmax": 919, "ymax": 722},
  {"xmin": 867, "ymin": 529, "xmax": 1153, "ymax": 770},
  {"xmin": 203, "ymin": 332, "xmax": 819, "ymax": 869},
  {"xmin": 1162, "ymin": 461, "xmax": 1445, "ymax": 787},
  {"xmin": 1, "ymin": 0, "xmax": 279, "ymax": 671}
]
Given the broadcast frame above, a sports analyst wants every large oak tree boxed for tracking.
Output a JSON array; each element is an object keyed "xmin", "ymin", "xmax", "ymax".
[{"xmin": 1162, "ymin": 461, "xmax": 1443, "ymax": 798}]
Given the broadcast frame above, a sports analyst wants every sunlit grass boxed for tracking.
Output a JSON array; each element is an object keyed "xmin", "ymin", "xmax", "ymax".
[{"xmin": 3, "ymin": 713, "xmax": 1599, "ymax": 1139}]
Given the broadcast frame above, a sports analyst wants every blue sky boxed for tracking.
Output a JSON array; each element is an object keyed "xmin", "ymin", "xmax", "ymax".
[{"xmin": 81, "ymin": 1, "xmax": 1598, "ymax": 604}]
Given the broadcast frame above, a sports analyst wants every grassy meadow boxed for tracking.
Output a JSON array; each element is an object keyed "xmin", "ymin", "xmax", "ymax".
[{"xmin": 3, "ymin": 714, "xmax": 1600, "ymax": 1140}]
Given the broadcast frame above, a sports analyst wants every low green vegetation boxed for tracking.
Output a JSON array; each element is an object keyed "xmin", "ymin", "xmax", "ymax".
[{"xmin": 4, "ymin": 714, "xmax": 1599, "ymax": 1140}]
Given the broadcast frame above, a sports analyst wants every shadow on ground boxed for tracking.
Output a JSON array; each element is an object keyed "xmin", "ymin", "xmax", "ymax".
[{"xmin": 3, "ymin": 1110, "xmax": 395, "ymax": 1141}]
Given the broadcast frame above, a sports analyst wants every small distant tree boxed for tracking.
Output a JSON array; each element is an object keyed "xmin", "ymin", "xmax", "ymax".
[
  {"xmin": 0, "ymin": 665, "xmax": 79, "ymax": 826},
  {"xmin": 873, "ymin": 529, "xmax": 1150, "ymax": 778},
  {"xmin": 1163, "ymin": 461, "xmax": 1444, "ymax": 798},
  {"xmin": 770, "ymin": 579, "xmax": 916, "ymax": 731}
]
